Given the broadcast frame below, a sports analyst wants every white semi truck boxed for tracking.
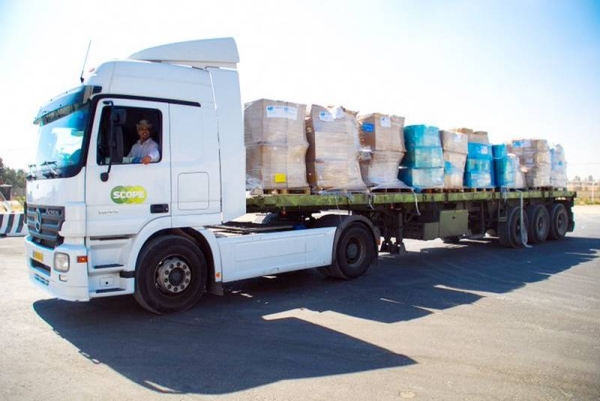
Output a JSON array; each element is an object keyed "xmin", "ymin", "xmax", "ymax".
[{"xmin": 25, "ymin": 38, "xmax": 575, "ymax": 313}]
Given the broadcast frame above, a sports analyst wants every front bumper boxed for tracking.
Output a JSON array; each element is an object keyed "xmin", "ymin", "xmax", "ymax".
[{"xmin": 26, "ymin": 236, "xmax": 90, "ymax": 302}]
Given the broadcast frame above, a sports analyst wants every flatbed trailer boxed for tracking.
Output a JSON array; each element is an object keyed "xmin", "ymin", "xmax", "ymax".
[{"xmin": 246, "ymin": 189, "xmax": 576, "ymax": 250}]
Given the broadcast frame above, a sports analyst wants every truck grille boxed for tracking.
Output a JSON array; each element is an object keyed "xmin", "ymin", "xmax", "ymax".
[{"xmin": 26, "ymin": 205, "xmax": 65, "ymax": 249}]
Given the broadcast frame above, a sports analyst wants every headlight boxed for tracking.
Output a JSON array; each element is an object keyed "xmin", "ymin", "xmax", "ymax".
[{"xmin": 54, "ymin": 253, "xmax": 70, "ymax": 272}]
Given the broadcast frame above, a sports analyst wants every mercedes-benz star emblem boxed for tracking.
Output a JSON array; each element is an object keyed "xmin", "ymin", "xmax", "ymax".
[{"xmin": 34, "ymin": 209, "xmax": 42, "ymax": 232}]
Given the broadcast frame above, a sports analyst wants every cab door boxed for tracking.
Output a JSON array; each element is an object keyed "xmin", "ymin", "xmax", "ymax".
[{"xmin": 85, "ymin": 99, "xmax": 171, "ymax": 237}]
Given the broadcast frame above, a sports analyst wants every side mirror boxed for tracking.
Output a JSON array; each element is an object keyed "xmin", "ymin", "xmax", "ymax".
[
  {"xmin": 112, "ymin": 108, "xmax": 127, "ymax": 125},
  {"xmin": 101, "ymin": 103, "xmax": 126, "ymax": 182}
]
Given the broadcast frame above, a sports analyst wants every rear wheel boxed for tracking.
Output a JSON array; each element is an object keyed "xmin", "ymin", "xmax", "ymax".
[
  {"xmin": 498, "ymin": 206, "xmax": 529, "ymax": 248},
  {"xmin": 134, "ymin": 235, "xmax": 207, "ymax": 314},
  {"xmin": 527, "ymin": 204, "xmax": 550, "ymax": 244},
  {"xmin": 548, "ymin": 203, "xmax": 568, "ymax": 240},
  {"xmin": 320, "ymin": 224, "xmax": 375, "ymax": 279}
]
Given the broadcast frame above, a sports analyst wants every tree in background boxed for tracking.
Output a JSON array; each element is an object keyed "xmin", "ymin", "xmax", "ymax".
[{"xmin": 0, "ymin": 156, "xmax": 26, "ymax": 189}]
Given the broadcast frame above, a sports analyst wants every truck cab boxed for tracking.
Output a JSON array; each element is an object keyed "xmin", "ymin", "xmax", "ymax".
[{"xmin": 25, "ymin": 38, "xmax": 378, "ymax": 313}]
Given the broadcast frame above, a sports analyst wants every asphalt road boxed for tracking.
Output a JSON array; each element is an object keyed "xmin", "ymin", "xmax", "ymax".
[{"xmin": 1, "ymin": 206, "xmax": 599, "ymax": 401}]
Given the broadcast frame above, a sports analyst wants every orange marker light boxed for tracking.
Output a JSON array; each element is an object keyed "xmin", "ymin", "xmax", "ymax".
[{"xmin": 77, "ymin": 256, "xmax": 88, "ymax": 264}]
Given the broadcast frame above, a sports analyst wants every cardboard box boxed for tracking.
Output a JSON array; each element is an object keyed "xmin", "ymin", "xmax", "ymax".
[
  {"xmin": 305, "ymin": 105, "xmax": 365, "ymax": 190},
  {"xmin": 360, "ymin": 151, "xmax": 404, "ymax": 187},
  {"xmin": 246, "ymin": 143, "xmax": 309, "ymax": 190},
  {"xmin": 244, "ymin": 99, "xmax": 307, "ymax": 145},
  {"xmin": 440, "ymin": 130, "xmax": 468, "ymax": 154},
  {"xmin": 357, "ymin": 113, "xmax": 406, "ymax": 152}
]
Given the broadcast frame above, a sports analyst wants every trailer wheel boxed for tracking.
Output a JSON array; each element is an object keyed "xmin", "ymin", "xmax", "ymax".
[
  {"xmin": 498, "ymin": 206, "xmax": 529, "ymax": 248},
  {"xmin": 548, "ymin": 203, "xmax": 568, "ymax": 240},
  {"xmin": 527, "ymin": 204, "xmax": 550, "ymax": 244},
  {"xmin": 134, "ymin": 235, "xmax": 207, "ymax": 314},
  {"xmin": 321, "ymin": 224, "xmax": 375, "ymax": 279}
]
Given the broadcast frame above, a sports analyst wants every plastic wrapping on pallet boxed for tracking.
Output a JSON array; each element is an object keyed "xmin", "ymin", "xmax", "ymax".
[
  {"xmin": 359, "ymin": 151, "xmax": 405, "ymax": 187},
  {"xmin": 306, "ymin": 105, "xmax": 366, "ymax": 190},
  {"xmin": 443, "ymin": 151, "xmax": 467, "ymax": 189},
  {"xmin": 403, "ymin": 146, "xmax": 444, "ymax": 169},
  {"xmin": 440, "ymin": 130, "xmax": 468, "ymax": 154},
  {"xmin": 550, "ymin": 144, "xmax": 568, "ymax": 188},
  {"xmin": 246, "ymin": 144, "xmax": 309, "ymax": 190},
  {"xmin": 404, "ymin": 125, "xmax": 441, "ymax": 148},
  {"xmin": 509, "ymin": 139, "xmax": 551, "ymax": 187},
  {"xmin": 398, "ymin": 167, "xmax": 444, "ymax": 190},
  {"xmin": 494, "ymin": 154, "xmax": 517, "ymax": 188},
  {"xmin": 358, "ymin": 113, "xmax": 406, "ymax": 153},
  {"xmin": 244, "ymin": 99, "xmax": 309, "ymax": 191},
  {"xmin": 464, "ymin": 171, "xmax": 493, "ymax": 188},
  {"xmin": 308, "ymin": 159, "xmax": 367, "ymax": 190},
  {"xmin": 400, "ymin": 125, "xmax": 444, "ymax": 190},
  {"xmin": 492, "ymin": 144, "xmax": 508, "ymax": 159},
  {"xmin": 465, "ymin": 143, "xmax": 493, "ymax": 188}
]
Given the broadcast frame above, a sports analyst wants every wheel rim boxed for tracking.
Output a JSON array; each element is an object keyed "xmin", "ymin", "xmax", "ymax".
[
  {"xmin": 155, "ymin": 256, "xmax": 192, "ymax": 295},
  {"xmin": 345, "ymin": 238, "xmax": 364, "ymax": 266}
]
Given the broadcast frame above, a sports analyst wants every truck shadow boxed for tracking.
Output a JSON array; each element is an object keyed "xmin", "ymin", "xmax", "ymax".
[{"xmin": 33, "ymin": 235, "xmax": 599, "ymax": 395}]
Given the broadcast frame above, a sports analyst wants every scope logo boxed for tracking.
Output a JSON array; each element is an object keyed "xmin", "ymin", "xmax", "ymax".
[{"xmin": 111, "ymin": 186, "xmax": 147, "ymax": 204}]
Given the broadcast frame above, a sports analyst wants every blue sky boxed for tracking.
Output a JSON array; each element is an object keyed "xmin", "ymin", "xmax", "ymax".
[{"xmin": 1, "ymin": 0, "xmax": 599, "ymax": 179}]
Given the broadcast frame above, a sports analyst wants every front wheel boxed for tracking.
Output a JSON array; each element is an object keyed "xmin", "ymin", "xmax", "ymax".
[{"xmin": 134, "ymin": 235, "xmax": 207, "ymax": 314}]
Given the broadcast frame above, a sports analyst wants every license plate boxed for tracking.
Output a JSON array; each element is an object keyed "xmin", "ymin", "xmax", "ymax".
[{"xmin": 33, "ymin": 251, "xmax": 44, "ymax": 263}]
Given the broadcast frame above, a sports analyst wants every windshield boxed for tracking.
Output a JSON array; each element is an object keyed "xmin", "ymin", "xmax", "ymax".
[
  {"xmin": 30, "ymin": 85, "xmax": 99, "ymax": 179},
  {"xmin": 33, "ymin": 106, "xmax": 88, "ymax": 177}
]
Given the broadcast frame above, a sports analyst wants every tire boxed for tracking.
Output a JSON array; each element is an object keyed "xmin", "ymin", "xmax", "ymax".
[
  {"xmin": 548, "ymin": 203, "xmax": 568, "ymax": 240},
  {"xmin": 498, "ymin": 206, "xmax": 529, "ymax": 248},
  {"xmin": 526, "ymin": 204, "xmax": 550, "ymax": 244},
  {"xmin": 321, "ymin": 224, "xmax": 375, "ymax": 279},
  {"xmin": 134, "ymin": 235, "xmax": 207, "ymax": 314}
]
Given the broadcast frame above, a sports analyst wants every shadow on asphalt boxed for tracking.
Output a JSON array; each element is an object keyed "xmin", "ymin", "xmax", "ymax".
[{"xmin": 33, "ymin": 235, "xmax": 600, "ymax": 395}]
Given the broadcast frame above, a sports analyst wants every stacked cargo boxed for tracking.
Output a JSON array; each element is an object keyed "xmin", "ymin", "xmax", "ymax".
[
  {"xmin": 457, "ymin": 129, "xmax": 492, "ymax": 189},
  {"xmin": 493, "ymin": 144, "xmax": 525, "ymax": 189},
  {"xmin": 439, "ymin": 130, "xmax": 468, "ymax": 189},
  {"xmin": 305, "ymin": 105, "xmax": 366, "ymax": 190},
  {"xmin": 550, "ymin": 144, "xmax": 568, "ymax": 188},
  {"xmin": 509, "ymin": 139, "xmax": 551, "ymax": 188},
  {"xmin": 244, "ymin": 99, "xmax": 309, "ymax": 192},
  {"xmin": 398, "ymin": 125, "xmax": 444, "ymax": 190},
  {"xmin": 357, "ymin": 113, "xmax": 406, "ymax": 188}
]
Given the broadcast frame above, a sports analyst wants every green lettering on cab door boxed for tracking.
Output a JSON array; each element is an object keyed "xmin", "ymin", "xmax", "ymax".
[{"xmin": 111, "ymin": 186, "xmax": 147, "ymax": 204}]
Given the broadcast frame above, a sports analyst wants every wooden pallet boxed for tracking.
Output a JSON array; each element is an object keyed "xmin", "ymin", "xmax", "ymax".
[
  {"xmin": 370, "ymin": 187, "xmax": 414, "ymax": 193},
  {"xmin": 463, "ymin": 187, "xmax": 495, "ymax": 193},
  {"xmin": 417, "ymin": 188, "xmax": 444, "ymax": 194},
  {"xmin": 266, "ymin": 187, "xmax": 312, "ymax": 195}
]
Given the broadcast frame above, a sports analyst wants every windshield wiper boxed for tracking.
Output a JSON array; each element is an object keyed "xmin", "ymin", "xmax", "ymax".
[{"xmin": 41, "ymin": 161, "xmax": 60, "ymax": 178}]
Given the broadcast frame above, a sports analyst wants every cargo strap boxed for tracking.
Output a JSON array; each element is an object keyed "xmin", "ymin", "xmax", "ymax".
[{"xmin": 517, "ymin": 190, "xmax": 531, "ymax": 248}]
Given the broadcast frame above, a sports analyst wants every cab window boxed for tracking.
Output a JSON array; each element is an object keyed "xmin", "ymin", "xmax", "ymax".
[{"xmin": 97, "ymin": 106, "xmax": 162, "ymax": 165}]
